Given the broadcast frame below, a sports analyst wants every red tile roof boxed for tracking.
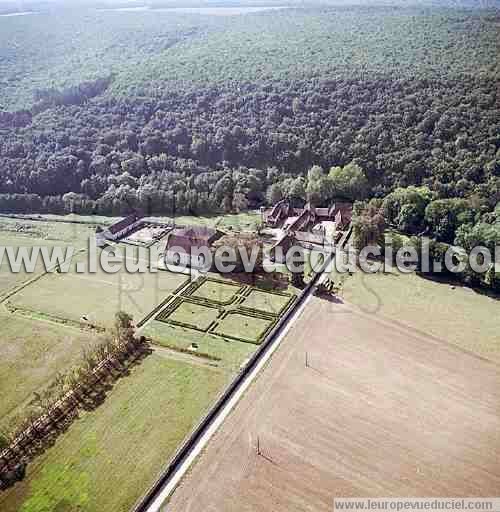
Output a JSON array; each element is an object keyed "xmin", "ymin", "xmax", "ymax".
[
  {"xmin": 108, "ymin": 212, "xmax": 144, "ymax": 235},
  {"xmin": 166, "ymin": 226, "xmax": 220, "ymax": 253}
]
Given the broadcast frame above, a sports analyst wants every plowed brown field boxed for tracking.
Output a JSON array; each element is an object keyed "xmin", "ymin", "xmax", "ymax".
[{"xmin": 166, "ymin": 297, "xmax": 500, "ymax": 512}]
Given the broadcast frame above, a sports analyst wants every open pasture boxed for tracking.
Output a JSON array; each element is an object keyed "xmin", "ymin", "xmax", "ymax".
[
  {"xmin": 0, "ymin": 235, "xmax": 72, "ymax": 297},
  {"xmin": 0, "ymin": 313, "xmax": 102, "ymax": 431},
  {"xmin": 0, "ymin": 355, "xmax": 228, "ymax": 512},
  {"xmin": 166, "ymin": 296, "xmax": 500, "ymax": 511},
  {"xmin": 0, "ymin": 221, "xmax": 93, "ymax": 297},
  {"xmin": 157, "ymin": 212, "xmax": 261, "ymax": 233},
  {"xmin": 8, "ymin": 251, "xmax": 188, "ymax": 328},
  {"xmin": 337, "ymin": 270, "xmax": 500, "ymax": 364}
]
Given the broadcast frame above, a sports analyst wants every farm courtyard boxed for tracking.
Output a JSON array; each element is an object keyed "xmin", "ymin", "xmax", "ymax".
[{"xmin": 166, "ymin": 295, "xmax": 500, "ymax": 511}]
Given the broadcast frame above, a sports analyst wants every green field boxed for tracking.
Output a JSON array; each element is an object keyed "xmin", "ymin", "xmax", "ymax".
[
  {"xmin": 162, "ymin": 212, "xmax": 261, "ymax": 232},
  {"xmin": 214, "ymin": 312, "xmax": 273, "ymax": 344},
  {"xmin": 0, "ymin": 355, "xmax": 227, "ymax": 512},
  {"xmin": 0, "ymin": 313, "xmax": 102, "ymax": 430},
  {"xmin": 339, "ymin": 270, "xmax": 500, "ymax": 363},
  {"xmin": 8, "ymin": 255, "xmax": 188, "ymax": 328},
  {"xmin": 192, "ymin": 279, "xmax": 242, "ymax": 304},
  {"xmin": 0, "ymin": 217, "xmax": 96, "ymax": 245},
  {"xmin": 0, "ymin": 220, "xmax": 95, "ymax": 298},
  {"xmin": 0, "ymin": 215, "xmax": 292, "ymax": 510},
  {"xmin": 0, "ymin": 236, "xmax": 72, "ymax": 297},
  {"xmin": 241, "ymin": 289, "xmax": 293, "ymax": 315},
  {"xmin": 167, "ymin": 300, "xmax": 220, "ymax": 330}
]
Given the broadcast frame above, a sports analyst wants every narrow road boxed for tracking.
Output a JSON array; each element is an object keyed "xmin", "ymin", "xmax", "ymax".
[{"xmin": 136, "ymin": 261, "xmax": 328, "ymax": 512}]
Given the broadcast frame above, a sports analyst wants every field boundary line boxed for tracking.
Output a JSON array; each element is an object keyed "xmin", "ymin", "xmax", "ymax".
[
  {"xmin": 0, "ymin": 247, "xmax": 86, "ymax": 304},
  {"xmin": 340, "ymin": 297, "xmax": 500, "ymax": 367},
  {"xmin": 136, "ymin": 276, "xmax": 193, "ymax": 329},
  {"xmin": 132, "ymin": 254, "xmax": 332, "ymax": 512}
]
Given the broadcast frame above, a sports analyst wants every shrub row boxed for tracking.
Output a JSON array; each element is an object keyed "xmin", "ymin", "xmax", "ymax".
[
  {"xmin": 210, "ymin": 311, "xmax": 276, "ymax": 346},
  {"xmin": 155, "ymin": 297, "xmax": 184, "ymax": 323},
  {"xmin": 186, "ymin": 277, "xmax": 244, "ymax": 305}
]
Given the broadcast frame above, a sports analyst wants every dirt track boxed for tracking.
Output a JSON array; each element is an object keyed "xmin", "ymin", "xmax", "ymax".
[{"xmin": 165, "ymin": 296, "xmax": 500, "ymax": 512}]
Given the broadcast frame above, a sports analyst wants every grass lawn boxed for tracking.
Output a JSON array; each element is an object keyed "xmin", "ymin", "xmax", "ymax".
[
  {"xmin": 0, "ymin": 217, "xmax": 96, "ymax": 245},
  {"xmin": 0, "ymin": 232, "xmax": 90, "ymax": 298},
  {"xmin": 166, "ymin": 211, "xmax": 261, "ymax": 232},
  {"xmin": 0, "ymin": 236, "xmax": 67, "ymax": 297},
  {"xmin": 241, "ymin": 289, "xmax": 292, "ymax": 315},
  {"xmin": 0, "ymin": 218, "xmax": 97, "ymax": 299},
  {"xmin": 18, "ymin": 214, "xmax": 121, "ymax": 226},
  {"xmin": 214, "ymin": 313, "xmax": 273, "ymax": 344},
  {"xmin": 8, "ymin": 259, "xmax": 188, "ymax": 328},
  {"xmin": 166, "ymin": 300, "xmax": 221, "ymax": 330},
  {"xmin": 339, "ymin": 270, "xmax": 500, "ymax": 363},
  {"xmin": 17, "ymin": 212, "xmax": 262, "ymax": 232},
  {"xmin": 0, "ymin": 313, "xmax": 102, "ymax": 431},
  {"xmin": 0, "ymin": 355, "xmax": 227, "ymax": 512},
  {"xmin": 143, "ymin": 320, "xmax": 256, "ymax": 371},
  {"xmin": 191, "ymin": 279, "xmax": 242, "ymax": 304}
]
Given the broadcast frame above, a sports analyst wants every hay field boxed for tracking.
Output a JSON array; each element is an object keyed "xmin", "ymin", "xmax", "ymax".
[
  {"xmin": 0, "ymin": 219, "xmax": 93, "ymax": 297},
  {"xmin": 338, "ymin": 270, "xmax": 500, "ymax": 363},
  {"xmin": 0, "ymin": 313, "xmax": 102, "ymax": 430}
]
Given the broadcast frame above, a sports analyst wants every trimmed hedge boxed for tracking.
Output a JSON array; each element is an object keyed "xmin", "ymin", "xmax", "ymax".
[
  {"xmin": 210, "ymin": 311, "xmax": 275, "ymax": 345},
  {"xmin": 185, "ymin": 276, "xmax": 244, "ymax": 305},
  {"xmin": 155, "ymin": 297, "xmax": 221, "ymax": 332},
  {"xmin": 153, "ymin": 276, "xmax": 297, "ymax": 345}
]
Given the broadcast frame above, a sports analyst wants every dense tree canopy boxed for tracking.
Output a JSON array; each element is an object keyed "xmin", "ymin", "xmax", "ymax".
[
  {"xmin": 0, "ymin": 75, "xmax": 498, "ymax": 218},
  {"xmin": 0, "ymin": 4, "xmax": 498, "ymax": 275}
]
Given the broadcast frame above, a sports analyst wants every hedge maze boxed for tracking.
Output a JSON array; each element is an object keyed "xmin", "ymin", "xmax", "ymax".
[{"xmin": 154, "ymin": 276, "xmax": 296, "ymax": 345}]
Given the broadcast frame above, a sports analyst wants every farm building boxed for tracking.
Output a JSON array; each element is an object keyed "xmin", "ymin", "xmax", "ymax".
[
  {"xmin": 163, "ymin": 226, "xmax": 222, "ymax": 270},
  {"xmin": 95, "ymin": 211, "xmax": 145, "ymax": 247},
  {"xmin": 264, "ymin": 200, "xmax": 353, "ymax": 262},
  {"xmin": 263, "ymin": 200, "xmax": 352, "ymax": 231},
  {"xmin": 270, "ymin": 230, "xmax": 326, "ymax": 263},
  {"xmin": 95, "ymin": 212, "xmax": 171, "ymax": 247}
]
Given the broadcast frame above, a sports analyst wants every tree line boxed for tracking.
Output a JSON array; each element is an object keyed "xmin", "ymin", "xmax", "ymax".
[
  {"xmin": 0, "ymin": 312, "xmax": 149, "ymax": 489},
  {"xmin": 352, "ymin": 187, "xmax": 500, "ymax": 292},
  {"xmin": 0, "ymin": 76, "xmax": 498, "ymax": 218}
]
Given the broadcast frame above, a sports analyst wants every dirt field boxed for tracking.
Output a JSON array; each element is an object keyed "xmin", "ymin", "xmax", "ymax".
[{"xmin": 166, "ymin": 296, "xmax": 500, "ymax": 511}]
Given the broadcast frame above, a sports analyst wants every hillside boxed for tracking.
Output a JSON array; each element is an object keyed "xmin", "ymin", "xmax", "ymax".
[{"xmin": 0, "ymin": 4, "xmax": 498, "ymax": 232}]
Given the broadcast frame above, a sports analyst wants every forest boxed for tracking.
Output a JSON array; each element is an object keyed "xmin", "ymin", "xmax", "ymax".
[{"xmin": 0, "ymin": 3, "xmax": 499, "ymax": 288}]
